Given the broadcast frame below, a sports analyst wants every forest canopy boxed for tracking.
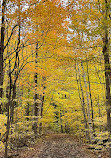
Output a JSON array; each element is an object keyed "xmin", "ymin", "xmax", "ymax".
[{"xmin": 0, "ymin": 0, "xmax": 111, "ymax": 157}]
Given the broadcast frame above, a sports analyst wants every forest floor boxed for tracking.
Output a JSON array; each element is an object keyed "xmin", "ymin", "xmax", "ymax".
[{"xmin": 0, "ymin": 133, "xmax": 108, "ymax": 158}]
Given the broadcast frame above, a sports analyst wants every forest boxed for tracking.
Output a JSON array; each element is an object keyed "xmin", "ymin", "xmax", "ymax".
[{"xmin": 0, "ymin": 0, "xmax": 111, "ymax": 158}]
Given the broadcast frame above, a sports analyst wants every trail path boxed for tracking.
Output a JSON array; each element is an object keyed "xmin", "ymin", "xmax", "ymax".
[
  {"xmin": 11, "ymin": 134, "xmax": 99, "ymax": 158},
  {"xmin": 32, "ymin": 134, "xmax": 96, "ymax": 158},
  {"xmin": 1, "ymin": 134, "xmax": 107, "ymax": 158}
]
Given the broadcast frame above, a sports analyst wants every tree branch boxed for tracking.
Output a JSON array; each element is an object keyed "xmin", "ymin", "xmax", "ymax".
[{"xmin": 4, "ymin": 24, "xmax": 18, "ymax": 50}]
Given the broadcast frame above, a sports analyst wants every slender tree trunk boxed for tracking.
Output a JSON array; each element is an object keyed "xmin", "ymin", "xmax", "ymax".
[
  {"xmin": 10, "ymin": 83, "xmax": 16, "ymax": 124},
  {"xmin": 0, "ymin": 0, "xmax": 6, "ymax": 114},
  {"xmin": 10, "ymin": 23, "xmax": 20, "ymax": 124},
  {"xmin": 86, "ymin": 61, "xmax": 95, "ymax": 135},
  {"xmin": 53, "ymin": 103, "xmax": 59, "ymax": 132},
  {"xmin": 75, "ymin": 62, "xmax": 90, "ymax": 142},
  {"xmin": 60, "ymin": 109, "xmax": 63, "ymax": 133},
  {"xmin": 81, "ymin": 62, "xmax": 93, "ymax": 141},
  {"xmin": 97, "ymin": 96, "xmax": 102, "ymax": 132},
  {"xmin": 26, "ymin": 88, "xmax": 30, "ymax": 121},
  {"xmin": 5, "ymin": 60, "xmax": 11, "ymax": 158},
  {"xmin": 39, "ymin": 94, "xmax": 44, "ymax": 134},
  {"xmin": 32, "ymin": 43, "xmax": 39, "ymax": 137},
  {"xmin": 39, "ymin": 77, "xmax": 46, "ymax": 134}
]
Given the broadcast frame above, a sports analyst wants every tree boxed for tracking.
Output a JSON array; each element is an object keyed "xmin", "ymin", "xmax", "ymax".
[
  {"xmin": 0, "ymin": 0, "xmax": 6, "ymax": 114},
  {"xmin": 102, "ymin": 0, "xmax": 111, "ymax": 156},
  {"xmin": 68, "ymin": 0, "xmax": 111, "ymax": 154}
]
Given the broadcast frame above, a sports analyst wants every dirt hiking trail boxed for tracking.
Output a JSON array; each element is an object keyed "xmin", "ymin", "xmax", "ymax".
[{"xmin": 1, "ymin": 134, "xmax": 108, "ymax": 158}]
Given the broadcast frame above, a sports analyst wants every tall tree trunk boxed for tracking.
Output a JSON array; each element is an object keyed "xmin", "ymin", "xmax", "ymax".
[
  {"xmin": 86, "ymin": 61, "xmax": 95, "ymax": 135},
  {"xmin": 26, "ymin": 88, "xmax": 30, "ymax": 121},
  {"xmin": 0, "ymin": 0, "xmax": 6, "ymax": 114},
  {"xmin": 102, "ymin": 0, "xmax": 111, "ymax": 157},
  {"xmin": 10, "ymin": 83, "xmax": 16, "ymax": 124},
  {"xmin": 75, "ymin": 62, "xmax": 90, "ymax": 142},
  {"xmin": 5, "ymin": 60, "xmax": 11, "ymax": 158},
  {"xmin": 103, "ymin": 30, "xmax": 111, "ymax": 158},
  {"xmin": 97, "ymin": 96, "xmax": 102, "ymax": 132},
  {"xmin": 39, "ymin": 94, "xmax": 44, "ymax": 134},
  {"xmin": 81, "ymin": 62, "xmax": 93, "ymax": 141},
  {"xmin": 60, "ymin": 109, "xmax": 63, "ymax": 133},
  {"xmin": 10, "ymin": 23, "xmax": 20, "ymax": 124},
  {"xmin": 32, "ymin": 43, "xmax": 39, "ymax": 137},
  {"xmin": 39, "ymin": 77, "xmax": 46, "ymax": 134}
]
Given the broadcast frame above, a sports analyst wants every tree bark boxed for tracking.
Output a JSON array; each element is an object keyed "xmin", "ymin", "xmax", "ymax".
[
  {"xmin": 103, "ymin": 32, "xmax": 111, "ymax": 157},
  {"xmin": 60, "ymin": 109, "xmax": 63, "ymax": 133},
  {"xmin": 102, "ymin": 0, "xmax": 111, "ymax": 157},
  {"xmin": 10, "ymin": 24, "xmax": 20, "ymax": 124},
  {"xmin": 75, "ymin": 62, "xmax": 90, "ymax": 142},
  {"xmin": 10, "ymin": 83, "xmax": 16, "ymax": 124},
  {"xmin": 5, "ymin": 60, "xmax": 12, "ymax": 158},
  {"xmin": 32, "ymin": 43, "xmax": 39, "ymax": 137},
  {"xmin": 0, "ymin": 0, "xmax": 6, "ymax": 113},
  {"xmin": 81, "ymin": 62, "xmax": 93, "ymax": 141},
  {"xmin": 86, "ymin": 61, "xmax": 95, "ymax": 135},
  {"xmin": 26, "ymin": 88, "xmax": 30, "ymax": 121},
  {"xmin": 39, "ymin": 77, "xmax": 46, "ymax": 134}
]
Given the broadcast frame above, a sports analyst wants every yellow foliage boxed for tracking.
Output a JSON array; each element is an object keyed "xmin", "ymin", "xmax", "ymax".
[
  {"xmin": 0, "ymin": 114, "xmax": 7, "ymax": 138},
  {"xmin": 0, "ymin": 141, "xmax": 5, "ymax": 151},
  {"xmin": 94, "ymin": 115, "xmax": 107, "ymax": 126}
]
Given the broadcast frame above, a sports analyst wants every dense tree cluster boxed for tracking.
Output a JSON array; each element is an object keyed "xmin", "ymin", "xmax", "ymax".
[{"xmin": 0, "ymin": 0, "xmax": 111, "ymax": 157}]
